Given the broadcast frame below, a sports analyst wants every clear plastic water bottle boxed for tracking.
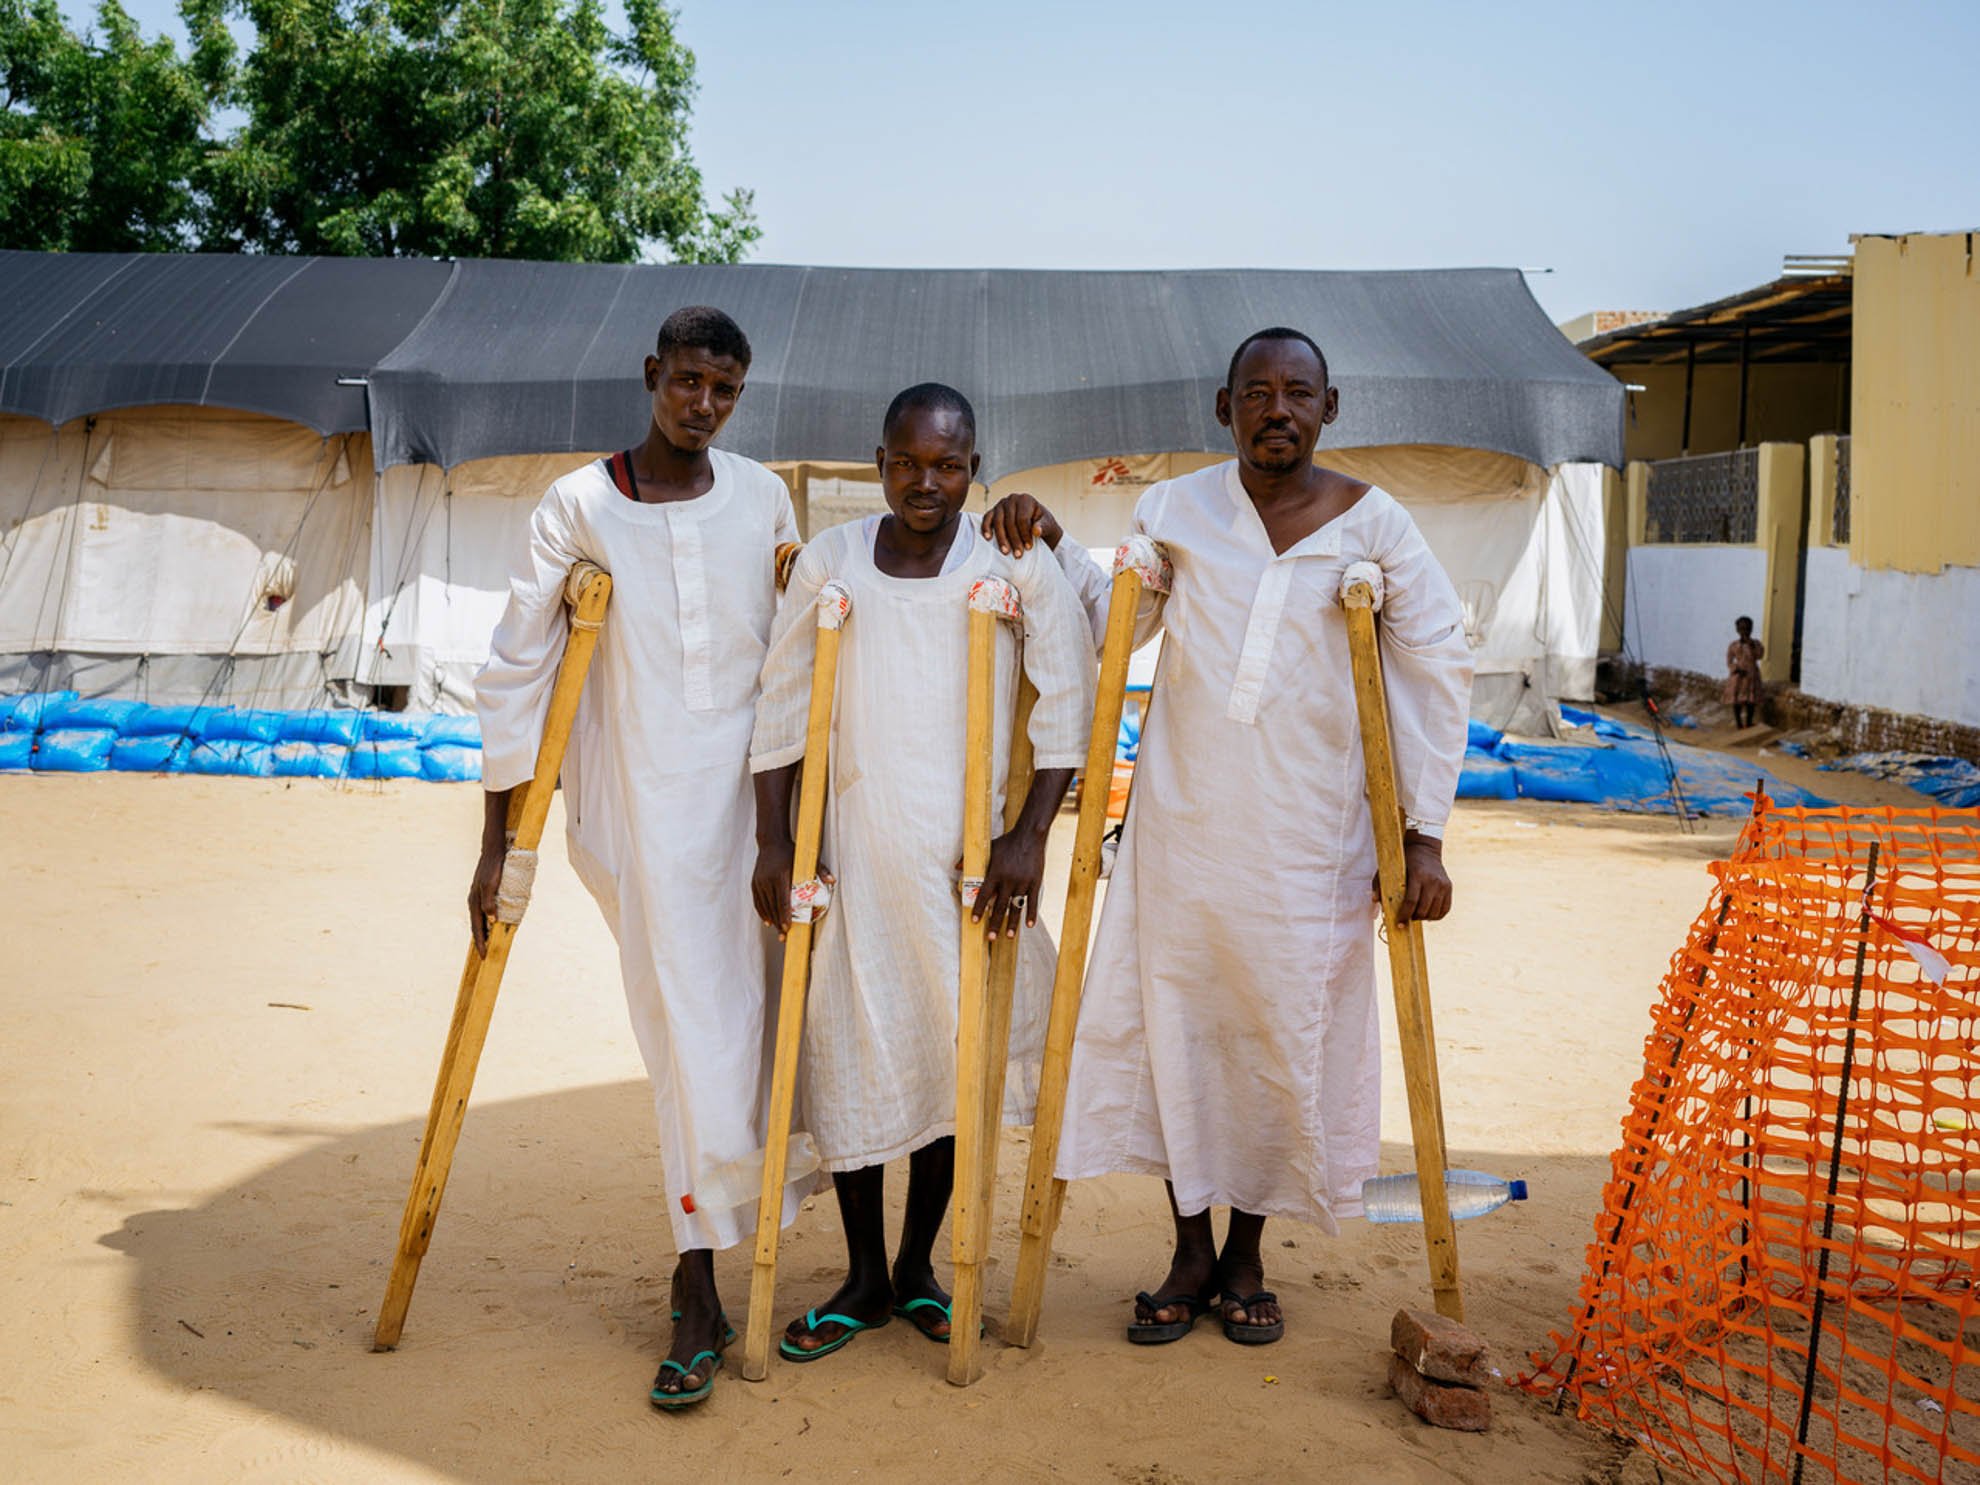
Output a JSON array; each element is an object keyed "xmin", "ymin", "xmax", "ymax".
[
  {"xmin": 687, "ymin": 1132, "xmax": 822, "ymax": 1214},
  {"xmin": 1362, "ymin": 1169, "xmax": 1529, "ymax": 1224}
]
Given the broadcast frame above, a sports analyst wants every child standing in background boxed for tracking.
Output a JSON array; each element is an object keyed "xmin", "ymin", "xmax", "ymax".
[{"xmin": 1724, "ymin": 615, "xmax": 1764, "ymax": 729}]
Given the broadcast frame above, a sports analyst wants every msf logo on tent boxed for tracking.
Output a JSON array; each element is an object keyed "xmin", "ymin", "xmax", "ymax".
[{"xmin": 1091, "ymin": 458, "xmax": 1154, "ymax": 488}]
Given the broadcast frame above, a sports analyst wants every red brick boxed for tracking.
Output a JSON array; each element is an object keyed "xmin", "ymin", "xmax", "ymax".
[
  {"xmin": 1390, "ymin": 1307, "xmax": 1497, "ymax": 1389},
  {"xmin": 1388, "ymin": 1353, "xmax": 1493, "ymax": 1433}
]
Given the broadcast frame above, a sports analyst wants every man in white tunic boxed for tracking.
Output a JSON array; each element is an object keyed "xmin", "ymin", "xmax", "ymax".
[
  {"xmin": 987, "ymin": 329, "xmax": 1472, "ymax": 1346},
  {"xmin": 470, "ymin": 307, "xmax": 807, "ymax": 1408},
  {"xmin": 750, "ymin": 385, "xmax": 1095, "ymax": 1361}
]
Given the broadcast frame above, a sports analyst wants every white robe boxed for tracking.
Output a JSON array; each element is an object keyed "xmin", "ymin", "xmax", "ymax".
[
  {"xmin": 750, "ymin": 517, "xmax": 1096, "ymax": 1172},
  {"xmin": 475, "ymin": 450, "xmax": 809, "ymax": 1253},
  {"xmin": 1054, "ymin": 462, "xmax": 1473, "ymax": 1230}
]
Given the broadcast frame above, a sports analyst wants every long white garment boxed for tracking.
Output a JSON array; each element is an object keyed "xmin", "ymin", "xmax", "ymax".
[
  {"xmin": 751, "ymin": 517, "xmax": 1096, "ymax": 1172},
  {"xmin": 475, "ymin": 449, "xmax": 808, "ymax": 1253},
  {"xmin": 1054, "ymin": 461, "xmax": 1473, "ymax": 1230}
]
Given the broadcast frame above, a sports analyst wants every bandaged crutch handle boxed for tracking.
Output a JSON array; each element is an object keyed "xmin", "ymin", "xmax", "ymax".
[
  {"xmin": 1006, "ymin": 536, "xmax": 1170, "ymax": 1349},
  {"xmin": 947, "ymin": 576, "xmax": 1029, "ymax": 1386},
  {"xmin": 741, "ymin": 578, "xmax": 852, "ymax": 1382},
  {"xmin": 1341, "ymin": 562, "xmax": 1463, "ymax": 1323},
  {"xmin": 374, "ymin": 561, "xmax": 612, "ymax": 1351}
]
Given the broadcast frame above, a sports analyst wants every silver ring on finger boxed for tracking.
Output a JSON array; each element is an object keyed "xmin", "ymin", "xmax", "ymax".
[{"xmin": 1011, "ymin": 894, "xmax": 1029, "ymax": 910}]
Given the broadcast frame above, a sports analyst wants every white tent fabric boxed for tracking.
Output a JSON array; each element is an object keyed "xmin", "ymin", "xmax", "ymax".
[
  {"xmin": 0, "ymin": 409, "xmax": 373, "ymax": 707},
  {"xmin": 360, "ymin": 453, "xmax": 595, "ymax": 712},
  {"xmin": 997, "ymin": 452, "xmax": 1604, "ymax": 730},
  {"xmin": 0, "ymin": 413, "xmax": 1603, "ymax": 726}
]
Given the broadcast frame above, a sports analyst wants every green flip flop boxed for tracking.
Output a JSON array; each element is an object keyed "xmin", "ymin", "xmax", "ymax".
[
  {"xmin": 778, "ymin": 1307, "xmax": 889, "ymax": 1363},
  {"xmin": 891, "ymin": 1295, "xmax": 984, "ymax": 1344},
  {"xmin": 650, "ymin": 1347, "xmax": 723, "ymax": 1410}
]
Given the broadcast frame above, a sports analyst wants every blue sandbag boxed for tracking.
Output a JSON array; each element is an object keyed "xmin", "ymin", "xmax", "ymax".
[
  {"xmin": 184, "ymin": 739, "xmax": 275, "ymax": 776},
  {"xmin": 347, "ymin": 740, "xmax": 424, "ymax": 779},
  {"xmin": 271, "ymin": 741, "xmax": 351, "ymax": 778},
  {"xmin": 420, "ymin": 744, "xmax": 483, "ymax": 782},
  {"xmin": 1503, "ymin": 735, "xmax": 1828, "ymax": 816},
  {"xmin": 278, "ymin": 711, "xmax": 363, "ymax": 747},
  {"xmin": 420, "ymin": 714, "xmax": 482, "ymax": 748},
  {"xmin": 1, "ymin": 691, "xmax": 79, "ymax": 732},
  {"xmin": 362, "ymin": 712, "xmax": 425, "ymax": 743},
  {"xmin": 30, "ymin": 726, "xmax": 117, "ymax": 772},
  {"xmin": 1557, "ymin": 703, "xmax": 1643, "ymax": 741},
  {"xmin": 1457, "ymin": 755, "xmax": 1518, "ymax": 799},
  {"xmin": 119, "ymin": 704, "xmax": 204, "ymax": 738},
  {"xmin": 0, "ymin": 731, "xmax": 34, "ymax": 769},
  {"xmin": 1830, "ymin": 751, "xmax": 1980, "ymax": 809},
  {"xmin": 42, "ymin": 697, "xmax": 143, "ymax": 731},
  {"xmin": 110, "ymin": 735, "xmax": 194, "ymax": 772},
  {"xmin": 196, "ymin": 708, "xmax": 284, "ymax": 743},
  {"xmin": 1466, "ymin": 718, "xmax": 1504, "ymax": 752},
  {"xmin": 1501, "ymin": 741, "xmax": 1615, "ymax": 804}
]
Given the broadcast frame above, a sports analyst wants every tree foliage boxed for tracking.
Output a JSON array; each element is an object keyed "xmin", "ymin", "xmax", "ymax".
[
  {"xmin": 0, "ymin": 0, "xmax": 757, "ymax": 263},
  {"xmin": 0, "ymin": 0, "xmax": 220, "ymax": 250}
]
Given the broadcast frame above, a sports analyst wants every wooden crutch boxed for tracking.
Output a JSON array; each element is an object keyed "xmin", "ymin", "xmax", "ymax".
[
  {"xmin": 374, "ymin": 561, "xmax": 613, "ymax": 1351},
  {"xmin": 740, "ymin": 577, "xmax": 853, "ymax": 1381},
  {"xmin": 1007, "ymin": 537, "xmax": 1167, "ymax": 1348},
  {"xmin": 949, "ymin": 577, "xmax": 1028, "ymax": 1385},
  {"xmin": 1341, "ymin": 570, "xmax": 1463, "ymax": 1323},
  {"xmin": 947, "ymin": 668, "xmax": 1036, "ymax": 1387}
]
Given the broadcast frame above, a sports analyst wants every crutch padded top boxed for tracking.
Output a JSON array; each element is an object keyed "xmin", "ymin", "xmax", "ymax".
[
  {"xmin": 814, "ymin": 580, "xmax": 852, "ymax": 629},
  {"xmin": 1113, "ymin": 535, "xmax": 1173, "ymax": 594},
  {"xmin": 966, "ymin": 576, "xmax": 1022, "ymax": 620},
  {"xmin": 1339, "ymin": 560, "xmax": 1384, "ymax": 611}
]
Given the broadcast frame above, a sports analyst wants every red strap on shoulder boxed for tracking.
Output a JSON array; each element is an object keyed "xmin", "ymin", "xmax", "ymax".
[{"xmin": 607, "ymin": 449, "xmax": 639, "ymax": 501}]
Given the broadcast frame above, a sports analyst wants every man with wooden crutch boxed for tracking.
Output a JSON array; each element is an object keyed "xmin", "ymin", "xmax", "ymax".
[
  {"xmin": 390, "ymin": 307, "xmax": 811, "ymax": 1411},
  {"xmin": 982, "ymin": 327, "xmax": 1474, "ymax": 1346},
  {"xmin": 747, "ymin": 384, "xmax": 1093, "ymax": 1373}
]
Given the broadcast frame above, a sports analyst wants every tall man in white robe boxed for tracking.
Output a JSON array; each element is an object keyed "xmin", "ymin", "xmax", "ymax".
[
  {"xmin": 984, "ymin": 329, "xmax": 1473, "ymax": 1345},
  {"xmin": 470, "ymin": 306, "xmax": 808, "ymax": 1408}
]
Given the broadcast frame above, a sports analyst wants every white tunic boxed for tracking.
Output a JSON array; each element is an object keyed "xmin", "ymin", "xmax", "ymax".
[
  {"xmin": 1054, "ymin": 462, "xmax": 1472, "ymax": 1231},
  {"xmin": 750, "ymin": 517, "xmax": 1096, "ymax": 1172},
  {"xmin": 475, "ymin": 450, "xmax": 808, "ymax": 1253}
]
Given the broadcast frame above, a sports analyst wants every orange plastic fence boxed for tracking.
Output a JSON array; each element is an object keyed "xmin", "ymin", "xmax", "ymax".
[{"xmin": 1524, "ymin": 801, "xmax": 1980, "ymax": 1484}]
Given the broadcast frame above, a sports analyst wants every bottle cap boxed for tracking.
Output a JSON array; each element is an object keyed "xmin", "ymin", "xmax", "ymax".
[{"xmin": 1508, "ymin": 1179, "xmax": 1528, "ymax": 1202}]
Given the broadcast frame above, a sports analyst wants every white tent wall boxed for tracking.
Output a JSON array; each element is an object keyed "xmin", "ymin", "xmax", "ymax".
[
  {"xmin": 0, "ymin": 409, "xmax": 374, "ymax": 708},
  {"xmin": 364, "ymin": 451, "xmax": 600, "ymax": 713},
  {"xmin": 986, "ymin": 449, "xmax": 1605, "ymax": 733}
]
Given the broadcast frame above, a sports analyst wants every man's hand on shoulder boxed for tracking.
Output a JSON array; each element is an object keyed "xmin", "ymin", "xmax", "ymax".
[{"xmin": 982, "ymin": 493, "xmax": 1062, "ymax": 557}]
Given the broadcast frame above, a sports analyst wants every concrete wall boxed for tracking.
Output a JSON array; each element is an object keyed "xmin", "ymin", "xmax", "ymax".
[
  {"xmin": 1852, "ymin": 232, "xmax": 1980, "ymax": 573},
  {"xmin": 1623, "ymin": 544, "xmax": 1769, "ymax": 680},
  {"xmin": 1799, "ymin": 545, "xmax": 1980, "ymax": 730}
]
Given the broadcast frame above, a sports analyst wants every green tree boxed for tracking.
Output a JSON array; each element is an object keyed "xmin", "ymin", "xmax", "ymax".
[
  {"xmin": 201, "ymin": 0, "xmax": 758, "ymax": 263},
  {"xmin": 0, "ymin": 0, "xmax": 220, "ymax": 251}
]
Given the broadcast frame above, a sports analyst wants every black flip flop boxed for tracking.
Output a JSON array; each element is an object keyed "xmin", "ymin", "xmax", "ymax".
[
  {"xmin": 1127, "ymin": 1288, "xmax": 1213, "ymax": 1345},
  {"xmin": 1219, "ymin": 1289, "xmax": 1284, "ymax": 1345}
]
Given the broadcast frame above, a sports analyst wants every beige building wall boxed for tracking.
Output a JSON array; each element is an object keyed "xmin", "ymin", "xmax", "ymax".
[
  {"xmin": 1851, "ymin": 231, "xmax": 1980, "ymax": 573},
  {"xmin": 1607, "ymin": 360, "xmax": 1848, "ymax": 463}
]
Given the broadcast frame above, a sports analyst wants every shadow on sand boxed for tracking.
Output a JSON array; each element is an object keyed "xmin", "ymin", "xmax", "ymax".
[{"xmin": 101, "ymin": 1080, "xmax": 1624, "ymax": 1483}]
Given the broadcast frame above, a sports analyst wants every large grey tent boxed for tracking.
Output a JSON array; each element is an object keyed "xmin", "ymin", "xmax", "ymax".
[
  {"xmin": 368, "ymin": 262, "xmax": 1619, "ymax": 476},
  {"xmin": 0, "ymin": 251, "xmax": 1622, "ymax": 714}
]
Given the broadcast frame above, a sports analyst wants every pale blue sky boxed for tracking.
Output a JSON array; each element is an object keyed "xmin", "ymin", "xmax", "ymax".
[{"xmin": 64, "ymin": 0, "xmax": 1980, "ymax": 321}]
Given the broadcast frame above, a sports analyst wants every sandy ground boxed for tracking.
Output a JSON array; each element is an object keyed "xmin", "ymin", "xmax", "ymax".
[{"xmin": 0, "ymin": 754, "xmax": 1929, "ymax": 1484}]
